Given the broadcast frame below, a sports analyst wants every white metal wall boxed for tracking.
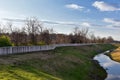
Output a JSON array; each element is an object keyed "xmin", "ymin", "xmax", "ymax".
[{"xmin": 0, "ymin": 43, "xmax": 95, "ymax": 55}]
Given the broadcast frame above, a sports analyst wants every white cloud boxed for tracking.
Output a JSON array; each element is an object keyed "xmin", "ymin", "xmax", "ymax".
[
  {"xmin": 81, "ymin": 22, "xmax": 91, "ymax": 27},
  {"xmin": 44, "ymin": 20, "xmax": 92, "ymax": 27},
  {"xmin": 92, "ymin": 1, "xmax": 120, "ymax": 11},
  {"xmin": 65, "ymin": 4, "xmax": 84, "ymax": 10},
  {"xmin": 0, "ymin": 10, "xmax": 9, "ymax": 15},
  {"xmin": 103, "ymin": 18, "xmax": 120, "ymax": 27},
  {"xmin": 104, "ymin": 18, "xmax": 120, "ymax": 24},
  {"xmin": 43, "ymin": 20, "xmax": 80, "ymax": 26},
  {"xmin": 3, "ymin": 18, "xmax": 89, "ymax": 27}
]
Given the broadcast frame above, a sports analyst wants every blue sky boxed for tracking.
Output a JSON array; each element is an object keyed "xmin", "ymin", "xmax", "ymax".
[{"xmin": 0, "ymin": 0, "xmax": 120, "ymax": 40}]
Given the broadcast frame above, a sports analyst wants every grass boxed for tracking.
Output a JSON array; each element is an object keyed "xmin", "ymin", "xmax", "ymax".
[
  {"xmin": 109, "ymin": 44, "xmax": 120, "ymax": 62},
  {"xmin": 0, "ymin": 44, "xmax": 116, "ymax": 80}
]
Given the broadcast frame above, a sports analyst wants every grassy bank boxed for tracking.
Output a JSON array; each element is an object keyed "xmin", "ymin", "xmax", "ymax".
[
  {"xmin": 109, "ymin": 44, "xmax": 120, "ymax": 62},
  {"xmin": 0, "ymin": 44, "xmax": 116, "ymax": 80}
]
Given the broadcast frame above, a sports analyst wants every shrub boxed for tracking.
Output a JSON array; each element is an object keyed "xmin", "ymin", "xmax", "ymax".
[
  {"xmin": 0, "ymin": 35, "xmax": 13, "ymax": 47},
  {"xmin": 37, "ymin": 41, "xmax": 46, "ymax": 45}
]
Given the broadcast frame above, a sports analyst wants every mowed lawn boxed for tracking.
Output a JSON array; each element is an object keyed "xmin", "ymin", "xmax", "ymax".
[{"xmin": 0, "ymin": 44, "xmax": 116, "ymax": 80}]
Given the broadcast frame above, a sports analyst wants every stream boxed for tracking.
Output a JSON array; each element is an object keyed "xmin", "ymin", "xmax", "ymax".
[{"xmin": 94, "ymin": 51, "xmax": 120, "ymax": 80}]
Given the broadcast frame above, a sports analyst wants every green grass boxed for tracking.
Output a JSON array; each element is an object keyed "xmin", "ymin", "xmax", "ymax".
[{"xmin": 0, "ymin": 44, "xmax": 116, "ymax": 80}]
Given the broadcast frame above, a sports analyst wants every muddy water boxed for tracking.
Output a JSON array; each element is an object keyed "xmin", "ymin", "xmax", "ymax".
[{"xmin": 94, "ymin": 51, "xmax": 120, "ymax": 80}]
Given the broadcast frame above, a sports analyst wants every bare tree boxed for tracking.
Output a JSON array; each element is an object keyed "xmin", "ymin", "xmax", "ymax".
[
  {"xmin": 25, "ymin": 17, "xmax": 43, "ymax": 45},
  {"xmin": 40, "ymin": 28, "xmax": 52, "ymax": 45},
  {"xmin": 107, "ymin": 36, "xmax": 114, "ymax": 43},
  {"xmin": 0, "ymin": 17, "xmax": 115, "ymax": 46},
  {"xmin": 70, "ymin": 27, "xmax": 89, "ymax": 43}
]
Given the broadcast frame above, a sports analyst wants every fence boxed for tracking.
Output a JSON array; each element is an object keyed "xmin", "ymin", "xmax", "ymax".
[{"xmin": 0, "ymin": 43, "xmax": 95, "ymax": 55}]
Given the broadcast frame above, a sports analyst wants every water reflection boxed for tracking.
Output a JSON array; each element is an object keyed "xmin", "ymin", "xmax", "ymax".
[{"xmin": 94, "ymin": 52, "xmax": 120, "ymax": 80}]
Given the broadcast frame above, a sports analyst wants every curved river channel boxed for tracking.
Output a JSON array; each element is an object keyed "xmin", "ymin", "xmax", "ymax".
[{"xmin": 94, "ymin": 51, "xmax": 120, "ymax": 80}]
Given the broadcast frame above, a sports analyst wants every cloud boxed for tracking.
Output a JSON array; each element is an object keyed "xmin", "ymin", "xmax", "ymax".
[
  {"xmin": 4, "ymin": 17, "xmax": 120, "ymax": 29},
  {"xmin": 2, "ymin": 18, "xmax": 80, "ymax": 26},
  {"xmin": 3, "ymin": 18, "xmax": 26, "ymax": 22},
  {"xmin": 103, "ymin": 18, "xmax": 120, "ymax": 27},
  {"xmin": 3, "ymin": 18, "xmax": 104, "ymax": 28},
  {"xmin": 104, "ymin": 18, "xmax": 120, "ymax": 24},
  {"xmin": 65, "ymin": 4, "xmax": 84, "ymax": 10},
  {"xmin": 81, "ymin": 22, "xmax": 91, "ymax": 27},
  {"xmin": 44, "ymin": 21, "xmax": 93, "ymax": 28},
  {"xmin": 4, "ymin": 18, "xmax": 120, "ymax": 29},
  {"xmin": 3, "ymin": 18, "xmax": 94, "ymax": 28},
  {"xmin": 92, "ymin": 1, "xmax": 120, "ymax": 11},
  {"xmin": 44, "ymin": 20, "xmax": 81, "ymax": 26},
  {"xmin": 0, "ymin": 10, "xmax": 9, "ymax": 15}
]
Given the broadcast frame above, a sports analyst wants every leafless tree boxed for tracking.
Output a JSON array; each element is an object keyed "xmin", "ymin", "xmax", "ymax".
[
  {"xmin": 25, "ymin": 17, "xmax": 43, "ymax": 45},
  {"xmin": 70, "ymin": 27, "xmax": 89, "ymax": 43},
  {"xmin": 107, "ymin": 36, "xmax": 114, "ymax": 43},
  {"xmin": 0, "ymin": 17, "xmax": 115, "ymax": 46}
]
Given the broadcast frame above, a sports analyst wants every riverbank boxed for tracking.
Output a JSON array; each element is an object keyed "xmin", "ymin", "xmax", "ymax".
[
  {"xmin": 0, "ymin": 44, "xmax": 116, "ymax": 80},
  {"xmin": 109, "ymin": 45, "xmax": 120, "ymax": 62}
]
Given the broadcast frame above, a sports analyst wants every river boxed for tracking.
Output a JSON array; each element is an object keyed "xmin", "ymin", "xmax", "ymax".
[{"xmin": 94, "ymin": 51, "xmax": 120, "ymax": 80}]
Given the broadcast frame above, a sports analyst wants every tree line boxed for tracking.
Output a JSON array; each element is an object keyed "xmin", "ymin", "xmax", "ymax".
[{"xmin": 0, "ymin": 17, "xmax": 114, "ymax": 47}]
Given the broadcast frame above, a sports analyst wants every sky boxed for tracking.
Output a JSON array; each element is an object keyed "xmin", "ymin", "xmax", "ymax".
[{"xmin": 0, "ymin": 0, "xmax": 120, "ymax": 40}]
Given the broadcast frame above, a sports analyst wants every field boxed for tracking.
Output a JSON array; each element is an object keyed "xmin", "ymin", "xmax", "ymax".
[{"xmin": 0, "ymin": 44, "xmax": 116, "ymax": 80}]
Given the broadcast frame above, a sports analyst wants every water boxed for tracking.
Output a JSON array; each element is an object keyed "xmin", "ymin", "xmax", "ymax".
[{"xmin": 94, "ymin": 51, "xmax": 120, "ymax": 80}]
